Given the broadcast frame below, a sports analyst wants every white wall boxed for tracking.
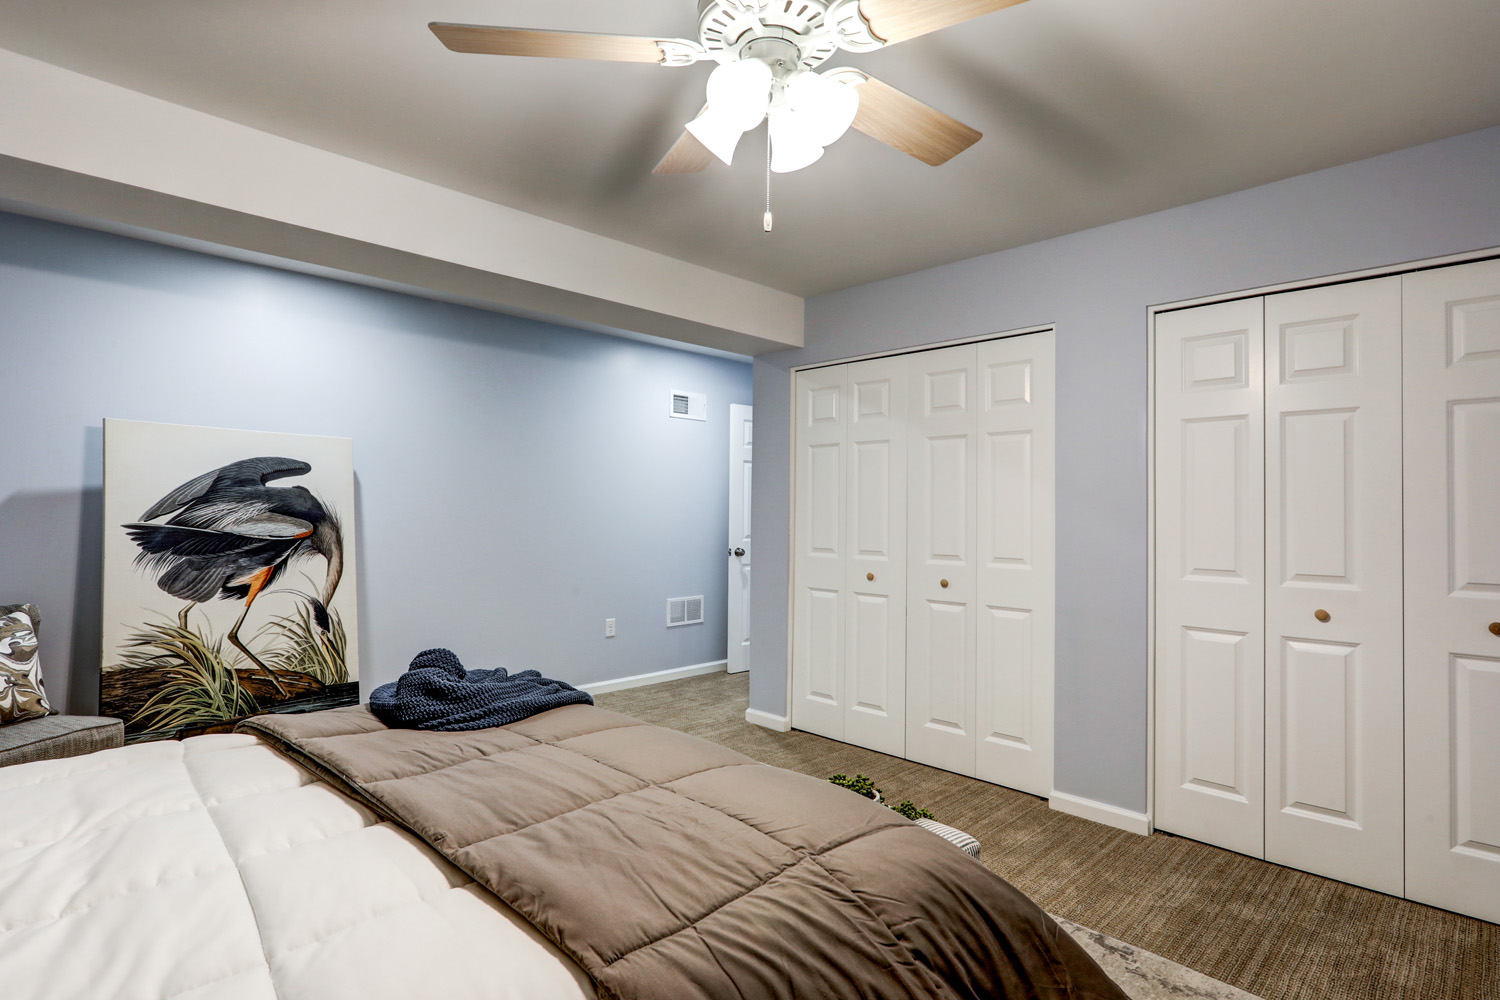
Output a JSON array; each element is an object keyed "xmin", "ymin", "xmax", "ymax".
[
  {"xmin": 749, "ymin": 124, "xmax": 1500, "ymax": 813},
  {"xmin": 0, "ymin": 211, "xmax": 751, "ymax": 714}
]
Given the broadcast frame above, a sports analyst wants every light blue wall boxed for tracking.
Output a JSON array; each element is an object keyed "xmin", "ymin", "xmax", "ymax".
[
  {"xmin": 0, "ymin": 212, "xmax": 751, "ymax": 714},
  {"xmin": 749, "ymin": 124, "xmax": 1500, "ymax": 814}
]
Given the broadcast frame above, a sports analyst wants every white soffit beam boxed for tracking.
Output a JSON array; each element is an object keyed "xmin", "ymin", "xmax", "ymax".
[{"xmin": 0, "ymin": 49, "xmax": 803, "ymax": 355}]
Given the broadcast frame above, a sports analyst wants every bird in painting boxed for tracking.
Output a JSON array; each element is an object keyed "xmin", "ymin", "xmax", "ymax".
[{"xmin": 122, "ymin": 457, "xmax": 345, "ymax": 697}]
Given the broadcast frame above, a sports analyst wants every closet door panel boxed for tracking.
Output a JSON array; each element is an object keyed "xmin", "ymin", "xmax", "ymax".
[
  {"xmin": 1404, "ymin": 258, "xmax": 1500, "ymax": 923},
  {"xmin": 792, "ymin": 366, "xmax": 848, "ymax": 740},
  {"xmin": 907, "ymin": 345, "xmax": 979, "ymax": 776},
  {"xmin": 844, "ymin": 355, "xmax": 908, "ymax": 756},
  {"xmin": 1154, "ymin": 299, "xmax": 1266, "ymax": 857},
  {"xmin": 1264, "ymin": 277, "xmax": 1404, "ymax": 895},
  {"xmin": 975, "ymin": 332, "xmax": 1055, "ymax": 795},
  {"xmin": 1180, "ymin": 627, "xmax": 1252, "ymax": 791}
]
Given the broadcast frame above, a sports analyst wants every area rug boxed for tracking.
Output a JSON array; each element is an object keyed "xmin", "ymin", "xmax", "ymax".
[{"xmin": 1052, "ymin": 916, "xmax": 1262, "ymax": 1000}]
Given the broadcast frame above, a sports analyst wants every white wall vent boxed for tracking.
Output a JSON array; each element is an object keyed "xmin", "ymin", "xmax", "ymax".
[
  {"xmin": 669, "ymin": 391, "xmax": 707, "ymax": 421},
  {"xmin": 666, "ymin": 595, "xmax": 705, "ymax": 627}
]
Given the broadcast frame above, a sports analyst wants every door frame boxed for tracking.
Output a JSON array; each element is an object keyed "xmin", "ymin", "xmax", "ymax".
[
  {"xmin": 1147, "ymin": 244, "xmax": 1500, "ymax": 833},
  {"xmin": 727, "ymin": 403, "xmax": 753, "ymax": 674},
  {"xmin": 783, "ymin": 322, "xmax": 1055, "ymax": 763}
]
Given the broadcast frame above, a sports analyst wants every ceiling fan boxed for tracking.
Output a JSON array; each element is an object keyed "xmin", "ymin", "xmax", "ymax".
[{"xmin": 429, "ymin": 0, "xmax": 1031, "ymax": 177}]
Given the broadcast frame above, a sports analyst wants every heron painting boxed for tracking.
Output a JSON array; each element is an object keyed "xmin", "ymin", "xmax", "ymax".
[{"xmin": 101, "ymin": 419, "xmax": 360, "ymax": 740}]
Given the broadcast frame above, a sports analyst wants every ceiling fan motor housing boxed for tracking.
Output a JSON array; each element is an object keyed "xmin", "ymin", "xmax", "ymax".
[{"xmin": 696, "ymin": 0, "xmax": 882, "ymax": 71}]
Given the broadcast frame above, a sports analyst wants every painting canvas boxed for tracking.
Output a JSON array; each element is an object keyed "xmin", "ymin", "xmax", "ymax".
[{"xmin": 101, "ymin": 419, "xmax": 359, "ymax": 740}]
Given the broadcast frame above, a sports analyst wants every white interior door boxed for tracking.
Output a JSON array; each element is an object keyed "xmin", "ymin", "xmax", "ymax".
[
  {"xmin": 974, "ymin": 332, "xmax": 1055, "ymax": 796},
  {"xmin": 1154, "ymin": 298, "xmax": 1267, "ymax": 858},
  {"xmin": 1403, "ymin": 257, "xmax": 1500, "ymax": 923},
  {"xmin": 1263, "ymin": 277, "xmax": 1405, "ymax": 894},
  {"xmin": 906, "ymin": 345, "xmax": 979, "ymax": 776},
  {"xmin": 727, "ymin": 404, "xmax": 753, "ymax": 674},
  {"xmin": 791, "ymin": 366, "xmax": 847, "ymax": 739},
  {"xmin": 843, "ymin": 356, "xmax": 908, "ymax": 756}
]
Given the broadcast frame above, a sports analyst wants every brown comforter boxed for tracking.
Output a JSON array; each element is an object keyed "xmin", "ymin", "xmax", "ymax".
[{"xmin": 242, "ymin": 704, "xmax": 1126, "ymax": 1000}]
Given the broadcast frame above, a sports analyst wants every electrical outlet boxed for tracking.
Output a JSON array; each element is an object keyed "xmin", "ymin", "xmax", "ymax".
[{"xmin": 604, "ymin": 618, "xmax": 616, "ymax": 638}]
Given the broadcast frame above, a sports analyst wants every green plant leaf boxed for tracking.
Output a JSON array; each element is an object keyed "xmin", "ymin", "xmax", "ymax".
[
  {"xmin": 892, "ymin": 800, "xmax": 935, "ymax": 821},
  {"xmin": 828, "ymin": 773, "xmax": 880, "ymax": 799}
]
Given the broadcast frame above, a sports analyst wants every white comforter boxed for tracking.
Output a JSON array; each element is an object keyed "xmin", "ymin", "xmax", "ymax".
[{"xmin": 0, "ymin": 734, "xmax": 593, "ymax": 1000}]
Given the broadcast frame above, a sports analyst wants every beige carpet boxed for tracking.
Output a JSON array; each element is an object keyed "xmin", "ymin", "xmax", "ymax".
[{"xmin": 595, "ymin": 671, "xmax": 1500, "ymax": 1000}]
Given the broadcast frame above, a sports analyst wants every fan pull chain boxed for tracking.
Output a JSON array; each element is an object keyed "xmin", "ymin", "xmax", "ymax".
[{"xmin": 763, "ymin": 119, "xmax": 773, "ymax": 233}]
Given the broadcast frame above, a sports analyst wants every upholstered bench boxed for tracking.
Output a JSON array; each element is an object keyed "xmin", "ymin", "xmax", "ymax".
[{"xmin": 0, "ymin": 715, "xmax": 124, "ymax": 767}]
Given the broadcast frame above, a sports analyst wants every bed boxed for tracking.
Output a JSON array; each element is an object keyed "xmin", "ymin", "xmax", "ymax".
[{"xmin": 0, "ymin": 703, "xmax": 1126, "ymax": 1000}]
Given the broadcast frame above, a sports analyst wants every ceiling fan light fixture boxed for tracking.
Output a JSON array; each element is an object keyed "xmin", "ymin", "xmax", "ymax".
[
  {"xmin": 764, "ymin": 70, "xmax": 860, "ymax": 172},
  {"xmin": 688, "ymin": 59, "xmax": 775, "ymax": 165},
  {"xmin": 784, "ymin": 70, "xmax": 860, "ymax": 146},
  {"xmin": 706, "ymin": 59, "xmax": 773, "ymax": 123},
  {"xmin": 768, "ymin": 107, "xmax": 830, "ymax": 173},
  {"xmin": 768, "ymin": 116, "xmax": 826, "ymax": 173},
  {"xmin": 686, "ymin": 105, "xmax": 752, "ymax": 165},
  {"xmin": 433, "ymin": 0, "xmax": 999, "ymax": 181}
]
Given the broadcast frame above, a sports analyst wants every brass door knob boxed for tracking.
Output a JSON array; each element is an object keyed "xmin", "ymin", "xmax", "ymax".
[
  {"xmin": 1315, "ymin": 609, "xmax": 1330, "ymax": 623},
  {"xmin": 1490, "ymin": 622, "xmax": 1500, "ymax": 636},
  {"xmin": 940, "ymin": 579, "xmax": 949, "ymax": 588},
  {"xmin": 866, "ymin": 572, "xmax": 875, "ymax": 581}
]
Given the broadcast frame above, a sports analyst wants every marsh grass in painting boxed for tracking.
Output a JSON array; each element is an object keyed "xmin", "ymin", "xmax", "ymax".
[
  {"xmin": 257, "ymin": 598, "xmax": 349, "ymax": 687},
  {"xmin": 124, "ymin": 616, "xmax": 260, "ymax": 733},
  {"xmin": 108, "ymin": 604, "xmax": 354, "ymax": 739}
]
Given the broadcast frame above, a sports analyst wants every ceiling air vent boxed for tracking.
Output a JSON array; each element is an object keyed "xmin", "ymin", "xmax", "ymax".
[
  {"xmin": 667, "ymin": 595, "xmax": 705, "ymax": 627},
  {"xmin": 669, "ymin": 391, "xmax": 707, "ymax": 421}
]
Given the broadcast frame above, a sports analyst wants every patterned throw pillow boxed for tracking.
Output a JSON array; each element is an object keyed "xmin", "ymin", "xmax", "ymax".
[{"xmin": 0, "ymin": 603, "xmax": 51, "ymax": 724}]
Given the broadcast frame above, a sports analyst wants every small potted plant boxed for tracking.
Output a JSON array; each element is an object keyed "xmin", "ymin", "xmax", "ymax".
[{"xmin": 828, "ymin": 773, "xmax": 934, "ymax": 821}]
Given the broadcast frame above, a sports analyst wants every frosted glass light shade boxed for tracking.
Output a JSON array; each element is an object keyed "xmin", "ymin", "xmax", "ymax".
[
  {"xmin": 768, "ymin": 111, "xmax": 825, "ymax": 173},
  {"xmin": 687, "ymin": 59, "xmax": 774, "ymax": 166},
  {"xmin": 707, "ymin": 59, "xmax": 772, "ymax": 127},
  {"xmin": 784, "ymin": 71, "xmax": 859, "ymax": 146},
  {"xmin": 687, "ymin": 107, "xmax": 751, "ymax": 165},
  {"xmin": 767, "ymin": 71, "xmax": 860, "ymax": 172}
]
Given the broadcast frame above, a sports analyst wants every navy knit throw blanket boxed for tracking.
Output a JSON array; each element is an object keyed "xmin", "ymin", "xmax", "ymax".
[{"xmin": 369, "ymin": 648, "xmax": 593, "ymax": 731}]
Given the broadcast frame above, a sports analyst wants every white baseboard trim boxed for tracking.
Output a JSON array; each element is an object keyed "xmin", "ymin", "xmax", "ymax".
[
  {"xmin": 1048, "ymin": 790, "xmax": 1152, "ymax": 836},
  {"xmin": 744, "ymin": 708, "xmax": 790, "ymax": 732},
  {"xmin": 581, "ymin": 659, "xmax": 727, "ymax": 696}
]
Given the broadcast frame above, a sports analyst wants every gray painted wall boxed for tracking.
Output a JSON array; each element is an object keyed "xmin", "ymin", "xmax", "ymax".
[
  {"xmin": 0, "ymin": 211, "xmax": 751, "ymax": 714},
  {"xmin": 749, "ymin": 124, "xmax": 1500, "ymax": 814}
]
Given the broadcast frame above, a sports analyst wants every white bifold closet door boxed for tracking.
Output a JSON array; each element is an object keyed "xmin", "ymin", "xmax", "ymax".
[
  {"xmin": 904, "ymin": 336, "xmax": 1056, "ymax": 792},
  {"xmin": 1403, "ymin": 258, "xmax": 1500, "ymax": 924},
  {"xmin": 1154, "ymin": 299, "xmax": 1267, "ymax": 858},
  {"xmin": 1263, "ymin": 278, "xmax": 1405, "ymax": 895},
  {"xmin": 1155, "ymin": 277, "xmax": 1405, "ymax": 890},
  {"xmin": 791, "ymin": 359, "xmax": 908, "ymax": 755},
  {"xmin": 792, "ymin": 365, "xmax": 848, "ymax": 740},
  {"xmin": 844, "ymin": 356, "xmax": 909, "ymax": 756},
  {"xmin": 1155, "ymin": 258, "xmax": 1500, "ymax": 919},
  {"xmin": 974, "ymin": 336, "xmax": 1055, "ymax": 795},
  {"xmin": 906, "ymin": 344, "xmax": 981, "ymax": 774},
  {"xmin": 793, "ymin": 332, "xmax": 1054, "ymax": 796}
]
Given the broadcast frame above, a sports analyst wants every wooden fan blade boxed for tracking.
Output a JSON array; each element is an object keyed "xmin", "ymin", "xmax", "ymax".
[
  {"xmin": 851, "ymin": 76, "xmax": 981, "ymax": 165},
  {"xmin": 654, "ymin": 130, "xmax": 714, "ymax": 175},
  {"xmin": 857, "ymin": 0, "xmax": 1031, "ymax": 45},
  {"xmin": 429, "ymin": 23, "xmax": 665, "ymax": 62}
]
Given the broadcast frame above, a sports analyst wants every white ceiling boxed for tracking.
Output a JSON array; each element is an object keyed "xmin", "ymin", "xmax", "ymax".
[{"xmin": 3, "ymin": 0, "xmax": 1499, "ymax": 297}]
